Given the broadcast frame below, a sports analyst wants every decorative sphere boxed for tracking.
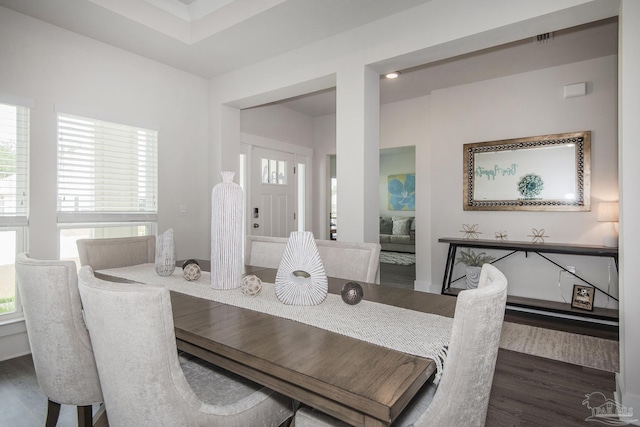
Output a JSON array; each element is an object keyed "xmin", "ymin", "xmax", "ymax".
[
  {"xmin": 182, "ymin": 259, "xmax": 199, "ymax": 269},
  {"xmin": 341, "ymin": 281, "xmax": 364, "ymax": 305},
  {"xmin": 182, "ymin": 262, "xmax": 201, "ymax": 281},
  {"xmin": 242, "ymin": 275, "xmax": 262, "ymax": 297}
]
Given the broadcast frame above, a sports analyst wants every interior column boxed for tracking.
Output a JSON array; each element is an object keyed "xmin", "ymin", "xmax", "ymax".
[
  {"xmin": 335, "ymin": 65, "xmax": 380, "ymax": 244},
  {"xmin": 618, "ymin": 0, "xmax": 640, "ymax": 415}
]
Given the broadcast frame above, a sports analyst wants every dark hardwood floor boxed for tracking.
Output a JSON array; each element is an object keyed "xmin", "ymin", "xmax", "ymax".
[
  {"xmin": 0, "ymin": 354, "xmax": 101, "ymax": 427},
  {"xmin": 379, "ymin": 260, "xmax": 415, "ymax": 289},
  {"xmin": 488, "ymin": 348, "xmax": 615, "ymax": 426}
]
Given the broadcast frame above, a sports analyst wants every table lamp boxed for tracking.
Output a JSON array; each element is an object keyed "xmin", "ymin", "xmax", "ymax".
[{"xmin": 597, "ymin": 201, "xmax": 619, "ymax": 247}]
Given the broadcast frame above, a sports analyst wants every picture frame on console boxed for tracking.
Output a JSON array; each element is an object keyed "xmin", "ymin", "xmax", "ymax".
[{"xmin": 571, "ymin": 284, "xmax": 595, "ymax": 311}]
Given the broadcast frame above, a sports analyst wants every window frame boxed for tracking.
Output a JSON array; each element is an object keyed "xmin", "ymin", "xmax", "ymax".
[
  {"xmin": 56, "ymin": 112, "xmax": 158, "ymax": 225},
  {"xmin": 55, "ymin": 112, "xmax": 159, "ymax": 269},
  {"xmin": 0, "ymin": 95, "xmax": 32, "ymax": 320},
  {"xmin": 0, "ymin": 226, "xmax": 27, "ymax": 321}
]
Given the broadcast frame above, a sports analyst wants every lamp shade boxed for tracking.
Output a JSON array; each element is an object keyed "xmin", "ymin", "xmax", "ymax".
[{"xmin": 597, "ymin": 202, "xmax": 619, "ymax": 222}]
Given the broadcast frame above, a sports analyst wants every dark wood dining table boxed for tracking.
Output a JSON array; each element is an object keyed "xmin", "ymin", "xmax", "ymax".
[{"xmin": 169, "ymin": 266, "xmax": 456, "ymax": 427}]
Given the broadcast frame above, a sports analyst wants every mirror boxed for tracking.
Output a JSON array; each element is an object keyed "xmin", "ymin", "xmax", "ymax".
[{"xmin": 463, "ymin": 131, "xmax": 590, "ymax": 211}]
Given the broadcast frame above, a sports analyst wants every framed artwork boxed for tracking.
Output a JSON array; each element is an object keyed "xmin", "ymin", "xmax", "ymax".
[
  {"xmin": 388, "ymin": 173, "xmax": 415, "ymax": 211},
  {"xmin": 571, "ymin": 285, "xmax": 595, "ymax": 311}
]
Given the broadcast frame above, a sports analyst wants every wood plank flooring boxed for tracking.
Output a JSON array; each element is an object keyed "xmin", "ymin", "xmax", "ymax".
[
  {"xmin": 489, "ymin": 349, "xmax": 616, "ymax": 426},
  {"xmin": 379, "ymin": 260, "xmax": 415, "ymax": 289},
  {"xmin": 0, "ymin": 354, "xmax": 101, "ymax": 427}
]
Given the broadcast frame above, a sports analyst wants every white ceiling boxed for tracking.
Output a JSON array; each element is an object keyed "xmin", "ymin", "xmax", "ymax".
[
  {"xmin": 0, "ymin": 0, "xmax": 433, "ymax": 77},
  {"xmin": 277, "ymin": 18, "xmax": 617, "ymax": 116},
  {"xmin": 0, "ymin": 1, "xmax": 618, "ymax": 117}
]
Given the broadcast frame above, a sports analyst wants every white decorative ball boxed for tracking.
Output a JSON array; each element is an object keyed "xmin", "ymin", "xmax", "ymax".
[
  {"xmin": 183, "ymin": 263, "xmax": 202, "ymax": 281},
  {"xmin": 242, "ymin": 275, "xmax": 262, "ymax": 297}
]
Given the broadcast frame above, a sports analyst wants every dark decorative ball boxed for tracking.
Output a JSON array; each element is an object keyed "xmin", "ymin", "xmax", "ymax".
[
  {"xmin": 341, "ymin": 281, "xmax": 364, "ymax": 305},
  {"xmin": 182, "ymin": 259, "xmax": 199, "ymax": 269}
]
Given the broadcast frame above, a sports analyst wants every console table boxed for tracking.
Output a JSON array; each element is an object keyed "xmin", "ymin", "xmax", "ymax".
[{"xmin": 439, "ymin": 238, "xmax": 619, "ymax": 321}]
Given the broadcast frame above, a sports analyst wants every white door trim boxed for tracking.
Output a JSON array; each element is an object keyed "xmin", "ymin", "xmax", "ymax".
[
  {"xmin": 241, "ymin": 133, "xmax": 313, "ymax": 157},
  {"xmin": 240, "ymin": 134, "xmax": 313, "ymax": 237}
]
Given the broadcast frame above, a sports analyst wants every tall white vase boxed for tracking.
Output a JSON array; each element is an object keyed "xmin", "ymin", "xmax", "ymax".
[
  {"xmin": 155, "ymin": 228, "xmax": 176, "ymax": 276},
  {"xmin": 211, "ymin": 171, "xmax": 243, "ymax": 290},
  {"xmin": 275, "ymin": 231, "xmax": 328, "ymax": 305}
]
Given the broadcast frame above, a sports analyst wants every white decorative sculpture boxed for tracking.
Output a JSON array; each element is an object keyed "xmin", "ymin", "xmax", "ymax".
[
  {"xmin": 211, "ymin": 171, "xmax": 243, "ymax": 290},
  {"xmin": 275, "ymin": 232, "xmax": 328, "ymax": 306},
  {"xmin": 155, "ymin": 228, "xmax": 176, "ymax": 276}
]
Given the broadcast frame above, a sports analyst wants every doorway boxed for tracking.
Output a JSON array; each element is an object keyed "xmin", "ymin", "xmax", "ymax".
[
  {"xmin": 378, "ymin": 146, "xmax": 416, "ymax": 289},
  {"xmin": 249, "ymin": 146, "xmax": 296, "ymax": 238}
]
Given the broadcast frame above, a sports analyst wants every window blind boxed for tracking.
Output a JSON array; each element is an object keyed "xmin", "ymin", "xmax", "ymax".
[
  {"xmin": 57, "ymin": 113, "xmax": 158, "ymax": 223},
  {"xmin": 0, "ymin": 102, "xmax": 29, "ymax": 227}
]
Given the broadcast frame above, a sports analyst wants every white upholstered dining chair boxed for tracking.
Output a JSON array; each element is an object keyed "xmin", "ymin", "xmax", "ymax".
[
  {"xmin": 77, "ymin": 265, "xmax": 293, "ymax": 427},
  {"xmin": 245, "ymin": 235, "xmax": 289, "ymax": 269},
  {"xmin": 315, "ymin": 239, "xmax": 381, "ymax": 284},
  {"xmin": 15, "ymin": 253, "xmax": 103, "ymax": 427},
  {"xmin": 76, "ymin": 235, "xmax": 156, "ymax": 270},
  {"xmin": 245, "ymin": 234, "xmax": 381, "ymax": 283},
  {"xmin": 295, "ymin": 263, "xmax": 508, "ymax": 427}
]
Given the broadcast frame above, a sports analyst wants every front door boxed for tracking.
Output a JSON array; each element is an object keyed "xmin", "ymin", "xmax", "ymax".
[{"xmin": 250, "ymin": 147, "xmax": 295, "ymax": 237}]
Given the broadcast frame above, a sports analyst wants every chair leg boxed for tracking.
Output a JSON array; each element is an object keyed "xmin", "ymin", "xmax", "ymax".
[
  {"xmin": 77, "ymin": 405, "xmax": 93, "ymax": 427},
  {"xmin": 45, "ymin": 399, "xmax": 61, "ymax": 427}
]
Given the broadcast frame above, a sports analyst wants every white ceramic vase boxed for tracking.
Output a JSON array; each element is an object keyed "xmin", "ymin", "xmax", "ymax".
[
  {"xmin": 211, "ymin": 171, "xmax": 243, "ymax": 290},
  {"xmin": 275, "ymin": 231, "xmax": 328, "ymax": 305},
  {"xmin": 465, "ymin": 265, "xmax": 482, "ymax": 289},
  {"xmin": 155, "ymin": 228, "xmax": 176, "ymax": 276}
]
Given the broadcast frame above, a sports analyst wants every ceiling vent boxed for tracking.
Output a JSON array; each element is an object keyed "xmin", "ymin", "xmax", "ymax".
[{"xmin": 536, "ymin": 32, "xmax": 554, "ymax": 43}]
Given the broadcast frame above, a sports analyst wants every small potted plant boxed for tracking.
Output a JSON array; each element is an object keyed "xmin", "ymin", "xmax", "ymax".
[{"xmin": 455, "ymin": 249, "xmax": 495, "ymax": 289}]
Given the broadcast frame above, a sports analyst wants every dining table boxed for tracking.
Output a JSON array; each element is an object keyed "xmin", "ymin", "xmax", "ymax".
[{"xmin": 97, "ymin": 262, "xmax": 457, "ymax": 427}]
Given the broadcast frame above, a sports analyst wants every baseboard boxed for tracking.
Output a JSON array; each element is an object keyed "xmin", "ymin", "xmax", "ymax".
[
  {"xmin": 614, "ymin": 374, "xmax": 640, "ymax": 426},
  {"xmin": 0, "ymin": 319, "xmax": 31, "ymax": 362},
  {"xmin": 414, "ymin": 279, "xmax": 434, "ymax": 293}
]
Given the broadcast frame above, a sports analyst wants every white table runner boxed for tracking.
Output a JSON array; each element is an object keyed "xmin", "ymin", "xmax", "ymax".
[{"xmin": 97, "ymin": 264, "xmax": 453, "ymax": 382}]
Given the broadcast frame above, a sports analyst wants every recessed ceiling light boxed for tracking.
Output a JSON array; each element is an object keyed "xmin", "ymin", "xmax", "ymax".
[{"xmin": 385, "ymin": 72, "xmax": 400, "ymax": 79}]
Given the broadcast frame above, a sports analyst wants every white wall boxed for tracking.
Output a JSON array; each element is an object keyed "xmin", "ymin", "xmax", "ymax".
[
  {"xmin": 310, "ymin": 55, "xmax": 619, "ymax": 301},
  {"xmin": 427, "ymin": 55, "xmax": 618, "ymax": 300},
  {"xmin": 380, "ymin": 97, "xmax": 430, "ymax": 150},
  {"xmin": 0, "ymin": 7, "xmax": 210, "ymax": 360},
  {"xmin": 0, "ymin": 7, "xmax": 211, "ymax": 260},
  {"xmin": 241, "ymin": 104, "xmax": 314, "ymax": 148}
]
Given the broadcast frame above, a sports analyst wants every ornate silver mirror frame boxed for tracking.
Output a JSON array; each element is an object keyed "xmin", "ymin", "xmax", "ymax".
[{"xmin": 463, "ymin": 131, "xmax": 591, "ymax": 211}]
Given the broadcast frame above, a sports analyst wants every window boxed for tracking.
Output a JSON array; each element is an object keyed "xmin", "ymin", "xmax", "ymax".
[
  {"xmin": 0, "ymin": 100, "xmax": 30, "ymax": 316},
  {"xmin": 261, "ymin": 157, "xmax": 287, "ymax": 185},
  {"xmin": 57, "ymin": 113, "xmax": 157, "ymax": 264}
]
